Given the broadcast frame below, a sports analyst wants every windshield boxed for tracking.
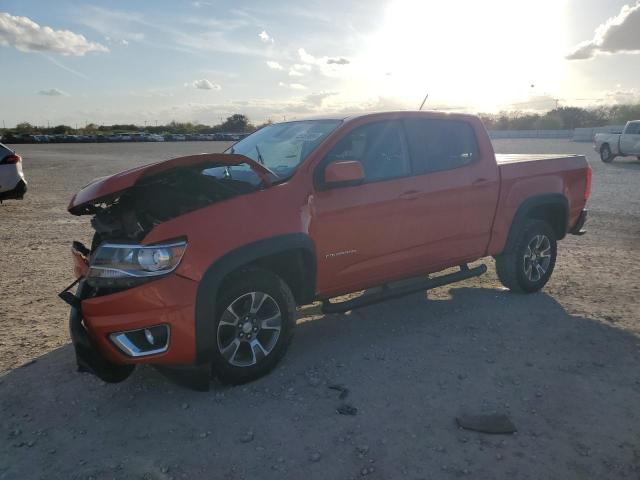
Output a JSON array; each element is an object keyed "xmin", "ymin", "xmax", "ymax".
[{"xmin": 224, "ymin": 120, "xmax": 341, "ymax": 179}]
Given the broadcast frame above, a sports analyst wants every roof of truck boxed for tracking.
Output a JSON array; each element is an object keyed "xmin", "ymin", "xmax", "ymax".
[{"xmin": 296, "ymin": 110, "xmax": 477, "ymax": 123}]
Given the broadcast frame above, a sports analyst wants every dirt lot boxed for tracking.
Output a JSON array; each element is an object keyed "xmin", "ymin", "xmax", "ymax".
[{"xmin": 1, "ymin": 140, "xmax": 639, "ymax": 479}]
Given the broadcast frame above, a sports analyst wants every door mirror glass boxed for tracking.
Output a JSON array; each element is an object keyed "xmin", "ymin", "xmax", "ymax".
[{"xmin": 324, "ymin": 160, "xmax": 365, "ymax": 187}]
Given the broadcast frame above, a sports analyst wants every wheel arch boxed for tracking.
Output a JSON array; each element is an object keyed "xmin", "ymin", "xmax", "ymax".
[
  {"xmin": 194, "ymin": 233, "xmax": 316, "ymax": 363},
  {"xmin": 502, "ymin": 194, "xmax": 569, "ymax": 254}
]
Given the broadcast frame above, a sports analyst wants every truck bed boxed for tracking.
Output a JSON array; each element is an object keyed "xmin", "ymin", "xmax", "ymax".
[
  {"xmin": 495, "ymin": 154, "xmax": 585, "ymax": 165},
  {"xmin": 488, "ymin": 153, "xmax": 590, "ymax": 256}
]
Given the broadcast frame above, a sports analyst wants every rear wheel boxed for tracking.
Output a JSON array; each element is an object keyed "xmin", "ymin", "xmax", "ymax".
[
  {"xmin": 212, "ymin": 268, "xmax": 296, "ymax": 385},
  {"xmin": 495, "ymin": 219, "xmax": 557, "ymax": 293},
  {"xmin": 600, "ymin": 144, "xmax": 614, "ymax": 163}
]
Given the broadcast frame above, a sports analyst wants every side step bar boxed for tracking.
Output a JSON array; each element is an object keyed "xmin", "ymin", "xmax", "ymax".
[{"xmin": 321, "ymin": 264, "xmax": 487, "ymax": 314}]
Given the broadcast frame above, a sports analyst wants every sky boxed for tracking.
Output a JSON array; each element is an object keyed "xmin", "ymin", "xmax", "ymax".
[{"xmin": 1, "ymin": 0, "xmax": 640, "ymax": 127}]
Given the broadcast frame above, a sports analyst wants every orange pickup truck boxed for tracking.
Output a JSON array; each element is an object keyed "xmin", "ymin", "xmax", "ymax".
[{"xmin": 61, "ymin": 111, "xmax": 591, "ymax": 390}]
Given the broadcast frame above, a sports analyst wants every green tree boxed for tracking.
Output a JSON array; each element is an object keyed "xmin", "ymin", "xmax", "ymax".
[
  {"xmin": 15, "ymin": 122, "xmax": 35, "ymax": 133},
  {"xmin": 219, "ymin": 114, "xmax": 251, "ymax": 132}
]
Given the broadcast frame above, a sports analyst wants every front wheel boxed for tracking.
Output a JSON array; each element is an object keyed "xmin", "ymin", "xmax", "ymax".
[
  {"xmin": 212, "ymin": 268, "xmax": 296, "ymax": 385},
  {"xmin": 600, "ymin": 144, "xmax": 614, "ymax": 163},
  {"xmin": 495, "ymin": 220, "xmax": 557, "ymax": 293}
]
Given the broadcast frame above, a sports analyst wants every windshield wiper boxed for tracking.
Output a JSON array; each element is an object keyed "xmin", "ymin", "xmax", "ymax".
[{"xmin": 255, "ymin": 144, "xmax": 265, "ymax": 165}]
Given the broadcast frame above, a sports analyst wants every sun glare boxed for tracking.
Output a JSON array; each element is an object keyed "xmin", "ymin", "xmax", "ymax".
[{"xmin": 358, "ymin": 0, "xmax": 568, "ymax": 111}]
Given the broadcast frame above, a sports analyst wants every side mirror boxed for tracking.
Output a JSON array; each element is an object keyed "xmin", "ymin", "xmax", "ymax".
[{"xmin": 323, "ymin": 160, "xmax": 365, "ymax": 187}]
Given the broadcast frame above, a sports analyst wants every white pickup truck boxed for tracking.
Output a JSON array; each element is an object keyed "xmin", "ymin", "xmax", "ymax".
[{"xmin": 594, "ymin": 120, "xmax": 640, "ymax": 163}]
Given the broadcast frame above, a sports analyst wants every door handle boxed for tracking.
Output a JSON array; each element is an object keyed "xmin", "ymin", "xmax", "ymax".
[
  {"xmin": 400, "ymin": 190, "xmax": 421, "ymax": 200},
  {"xmin": 472, "ymin": 178, "xmax": 490, "ymax": 186}
]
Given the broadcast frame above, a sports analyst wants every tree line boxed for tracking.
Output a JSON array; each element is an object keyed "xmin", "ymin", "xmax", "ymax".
[
  {"xmin": 479, "ymin": 104, "xmax": 640, "ymax": 131},
  {"xmin": 2, "ymin": 114, "xmax": 263, "ymax": 137},
  {"xmin": 3, "ymin": 104, "xmax": 640, "ymax": 136}
]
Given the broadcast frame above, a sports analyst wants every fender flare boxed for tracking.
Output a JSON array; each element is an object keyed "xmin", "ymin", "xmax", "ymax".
[
  {"xmin": 194, "ymin": 233, "xmax": 316, "ymax": 364},
  {"xmin": 502, "ymin": 194, "xmax": 569, "ymax": 254}
]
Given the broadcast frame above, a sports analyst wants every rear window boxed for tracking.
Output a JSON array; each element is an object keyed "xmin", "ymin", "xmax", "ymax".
[
  {"xmin": 403, "ymin": 119, "xmax": 478, "ymax": 174},
  {"xmin": 625, "ymin": 122, "xmax": 640, "ymax": 134},
  {"xmin": 0, "ymin": 143, "xmax": 14, "ymax": 160}
]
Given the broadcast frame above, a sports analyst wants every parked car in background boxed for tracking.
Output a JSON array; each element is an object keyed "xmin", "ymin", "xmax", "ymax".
[
  {"xmin": 62, "ymin": 111, "xmax": 591, "ymax": 390},
  {"xmin": 594, "ymin": 120, "xmax": 640, "ymax": 163},
  {"xmin": 0, "ymin": 143, "xmax": 27, "ymax": 202},
  {"xmin": 147, "ymin": 134, "xmax": 165, "ymax": 142}
]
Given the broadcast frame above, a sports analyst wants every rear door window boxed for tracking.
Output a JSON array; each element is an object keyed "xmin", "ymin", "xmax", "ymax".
[{"xmin": 403, "ymin": 119, "xmax": 478, "ymax": 174}]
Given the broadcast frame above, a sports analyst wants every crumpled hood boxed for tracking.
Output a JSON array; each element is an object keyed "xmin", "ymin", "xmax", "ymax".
[{"xmin": 68, "ymin": 153, "xmax": 271, "ymax": 214}]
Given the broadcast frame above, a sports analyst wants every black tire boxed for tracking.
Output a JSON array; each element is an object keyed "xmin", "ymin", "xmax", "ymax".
[
  {"xmin": 600, "ymin": 144, "xmax": 614, "ymax": 163},
  {"xmin": 495, "ymin": 219, "xmax": 557, "ymax": 293},
  {"xmin": 211, "ymin": 268, "xmax": 296, "ymax": 385}
]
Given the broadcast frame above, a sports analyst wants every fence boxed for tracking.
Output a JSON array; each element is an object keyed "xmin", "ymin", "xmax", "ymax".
[
  {"xmin": 488, "ymin": 125, "xmax": 626, "ymax": 142},
  {"xmin": 488, "ymin": 130, "xmax": 572, "ymax": 139},
  {"xmin": 572, "ymin": 125, "xmax": 625, "ymax": 142}
]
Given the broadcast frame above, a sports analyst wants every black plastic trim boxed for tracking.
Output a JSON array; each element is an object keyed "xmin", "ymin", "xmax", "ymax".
[
  {"xmin": 194, "ymin": 233, "xmax": 316, "ymax": 364},
  {"xmin": 569, "ymin": 209, "xmax": 587, "ymax": 235},
  {"xmin": 503, "ymin": 194, "xmax": 569, "ymax": 253},
  {"xmin": 321, "ymin": 264, "xmax": 487, "ymax": 314},
  {"xmin": 68, "ymin": 281, "xmax": 135, "ymax": 383}
]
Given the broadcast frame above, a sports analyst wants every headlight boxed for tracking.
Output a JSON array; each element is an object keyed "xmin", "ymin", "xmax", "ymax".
[{"xmin": 87, "ymin": 240, "xmax": 187, "ymax": 288}]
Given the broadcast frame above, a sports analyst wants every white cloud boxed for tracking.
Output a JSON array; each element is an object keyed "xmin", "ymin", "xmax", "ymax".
[
  {"xmin": 192, "ymin": 79, "xmax": 221, "ymax": 90},
  {"xmin": 37, "ymin": 88, "xmax": 67, "ymax": 96},
  {"xmin": 509, "ymin": 95, "xmax": 559, "ymax": 111},
  {"xmin": 298, "ymin": 48, "xmax": 316, "ymax": 64},
  {"xmin": 303, "ymin": 91, "xmax": 338, "ymax": 106},
  {"xmin": 266, "ymin": 60, "xmax": 283, "ymax": 70},
  {"xmin": 327, "ymin": 57, "xmax": 350, "ymax": 65},
  {"xmin": 288, "ymin": 63, "xmax": 312, "ymax": 76},
  {"xmin": 567, "ymin": 1, "xmax": 640, "ymax": 59},
  {"xmin": 279, "ymin": 82, "xmax": 307, "ymax": 90},
  {"xmin": 0, "ymin": 12, "xmax": 109, "ymax": 55},
  {"xmin": 297, "ymin": 48, "xmax": 351, "ymax": 77},
  {"xmin": 259, "ymin": 30, "xmax": 273, "ymax": 43},
  {"xmin": 602, "ymin": 87, "xmax": 640, "ymax": 104}
]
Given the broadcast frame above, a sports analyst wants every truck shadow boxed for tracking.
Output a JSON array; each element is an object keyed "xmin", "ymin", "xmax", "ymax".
[{"xmin": 2, "ymin": 287, "xmax": 639, "ymax": 478}]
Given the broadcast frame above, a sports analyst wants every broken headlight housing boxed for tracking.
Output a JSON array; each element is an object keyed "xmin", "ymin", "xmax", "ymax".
[{"xmin": 87, "ymin": 240, "xmax": 187, "ymax": 288}]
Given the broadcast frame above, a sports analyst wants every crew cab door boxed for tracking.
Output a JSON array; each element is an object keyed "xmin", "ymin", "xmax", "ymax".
[
  {"xmin": 620, "ymin": 121, "xmax": 640, "ymax": 155},
  {"xmin": 309, "ymin": 120, "xmax": 413, "ymax": 296},
  {"xmin": 392, "ymin": 117, "xmax": 500, "ymax": 272}
]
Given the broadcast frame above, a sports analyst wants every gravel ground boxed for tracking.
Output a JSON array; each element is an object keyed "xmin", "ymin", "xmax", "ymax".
[{"xmin": 1, "ymin": 139, "xmax": 639, "ymax": 479}]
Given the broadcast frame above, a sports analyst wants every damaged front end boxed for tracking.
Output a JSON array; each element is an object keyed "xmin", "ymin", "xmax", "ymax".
[
  {"xmin": 60, "ymin": 153, "xmax": 271, "ymax": 387},
  {"xmin": 69, "ymin": 153, "xmax": 273, "ymax": 244}
]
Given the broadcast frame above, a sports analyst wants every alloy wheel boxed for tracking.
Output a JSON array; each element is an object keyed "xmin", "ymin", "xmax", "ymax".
[
  {"xmin": 217, "ymin": 292, "xmax": 282, "ymax": 367},
  {"xmin": 523, "ymin": 234, "xmax": 552, "ymax": 282}
]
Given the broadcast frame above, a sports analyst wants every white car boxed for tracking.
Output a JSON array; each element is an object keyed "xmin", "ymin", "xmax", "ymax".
[
  {"xmin": 594, "ymin": 120, "xmax": 640, "ymax": 163},
  {"xmin": 0, "ymin": 143, "xmax": 27, "ymax": 202}
]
